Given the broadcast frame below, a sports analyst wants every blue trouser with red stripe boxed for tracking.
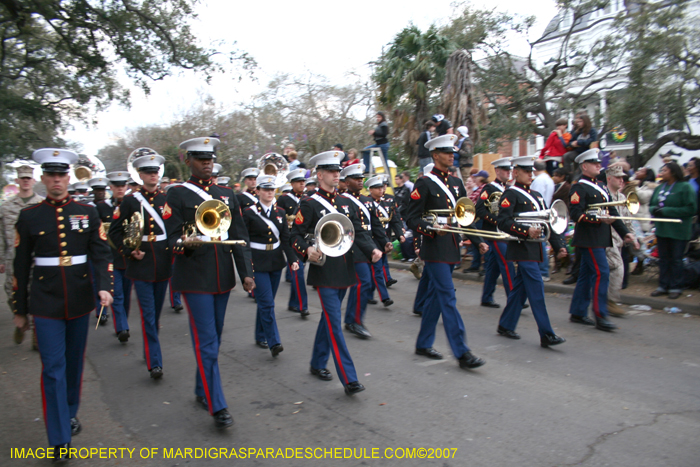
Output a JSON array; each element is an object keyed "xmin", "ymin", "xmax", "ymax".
[
  {"xmin": 254, "ymin": 270, "xmax": 282, "ymax": 347},
  {"xmin": 412, "ymin": 264, "xmax": 431, "ymax": 313},
  {"xmin": 481, "ymin": 240, "xmax": 517, "ymax": 304},
  {"xmin": 111, "ymin": 268, "xmax": 132, "ymax": 334},
  {"xmin": 416, "ymin": 262, "xmax": 470, "ymax": 359},
  {"xmin": 183, "ymin": 291, "xmax": 230, "ymax": 415},
  {"xmin": 34, "ymin": 314, "xmax": 90, "ymax": 446},
  {"xmin": 133, "ymin": 280, "xmax": 168, "ymax": 371},
  {"xmin": 311, "ymin": 287, "xmax": 358, "ymax": 385},
  {"xmin": 288, "ymin": 260, "xmax": 308, "ymax": 311},
  {"xmin": 381, "ymin": 253, "xmax": 393, "ymax": 282},
  {"xmin": 570, "ymin": 247, "xmax": 610, "ymax": 319},
  {"xmin": 499, "ymin": 261, "xmax": 554, "ymax": 336},
  {"xmin": 370, "ymin": 261, "xmax": 390, "ymax": 301},
  {"xmin": 345, "ymin": 263, "xmax": 373, "ymax": 325}
]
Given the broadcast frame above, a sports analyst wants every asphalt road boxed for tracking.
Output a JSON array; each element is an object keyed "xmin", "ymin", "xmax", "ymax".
[{"xmin": 1, "ymin": 268, "xmax": 699, "ymax": 467}]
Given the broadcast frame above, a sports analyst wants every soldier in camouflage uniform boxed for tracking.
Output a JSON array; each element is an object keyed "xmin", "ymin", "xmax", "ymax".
[{"xmin": 0, "ymin": 165, "xmax": 43, "ymax": 345}]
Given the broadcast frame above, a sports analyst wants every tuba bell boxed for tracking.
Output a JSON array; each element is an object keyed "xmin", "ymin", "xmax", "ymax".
[
  {"xmin": 309, "ymin": 213, "xmax": 355, "ymax": 266},
  {"xmin": 257, "ymin": 153, "xmax": 289, "ymax": 189}
]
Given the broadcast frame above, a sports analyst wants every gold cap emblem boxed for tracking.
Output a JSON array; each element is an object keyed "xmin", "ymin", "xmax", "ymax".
[
  {"xmin": 150, "ymin": 156, "xmax": 155, "ymax": 160},
  {"xmin": 53, "ymin": 150, "xmax": 60, "ymax": 156},
  {"xmin": 204, "ymin": 138, "xmax": 210, "ymax": 144}
]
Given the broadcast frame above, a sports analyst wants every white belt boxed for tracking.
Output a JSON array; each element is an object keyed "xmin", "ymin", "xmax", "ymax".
[
  {"xmin": 142, "ymin": 234, "xmax": 167, "ymax": 242},
  {"xmin": 437, "ymin": 216, "xmax": 456, "ymax": 224},
  {"xmin": 35, "ymin": 255, "xmax": 87, "ymax": 267},
  {"xmin": 250, "ymin": 241, "xmax": 280, "ymax": 251}
]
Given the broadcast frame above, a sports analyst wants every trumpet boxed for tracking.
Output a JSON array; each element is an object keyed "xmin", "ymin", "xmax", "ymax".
[
  {"xmin": 422, "ymin": 197, "xmax": 476, "ymax": 227},
  {"xmin": 588, "ymin": 192, "xmax": 640, "ymax": 215},
  {"xmin": 308, "ymin": 213, "xmax": 355, "ymax": 266},
  {"xmin": 178, "ymin": 199, "xmax": 247, "ymax": 246}
]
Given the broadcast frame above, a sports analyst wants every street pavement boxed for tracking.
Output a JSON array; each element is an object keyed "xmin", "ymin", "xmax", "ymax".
[{"xmin": 1, "ymin": 268, "xmax": 699, "ymax": 466}]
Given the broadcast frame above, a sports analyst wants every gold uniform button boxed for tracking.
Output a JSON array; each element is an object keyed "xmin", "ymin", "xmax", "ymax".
[
  {"xmin": 61, "ymin": 251, "xmax": 68, "ymax": 256},
  {"xmin": 60, "ymin": 242, "xmax": 67, "ymax": 247},
  {"xmin": 205, "ymin": 187, "xmax": 209, "ymax": 191},
  {"xmin": 58, "ymin": 216, "xmax": 64, "ymax": 221},
  {"xmin": 39, "ymin": 231, "xmax": 45, "ymax": 235},
  {"xmin": 60, "ymin": 233, "xmax": 66, "ymax": 238},
  {"xmin": 57, "ymin": 208, "xmax": 63, "ymax": 213}
]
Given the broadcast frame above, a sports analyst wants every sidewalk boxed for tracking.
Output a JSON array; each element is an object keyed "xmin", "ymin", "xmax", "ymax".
[{"xmin": 389, "ymin": 259, "xmax": 700, "ymax": 316}]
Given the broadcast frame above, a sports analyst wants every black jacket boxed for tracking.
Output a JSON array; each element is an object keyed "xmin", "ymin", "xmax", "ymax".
[
  {"xmin": 97, "ymin": 197, "xmax": 127, "ymax": 270},
  {"xmin": 340, "ymin": 192, "xmax": 388, "ymax": 263},
  {"xmin": 569, "ymin": 176, "xmax": 629, "ymax": 248},
  {"xmin": 164, "ymin": 176, "xmax": 254, "ymax": 293},
  {"xmin": 14, "ymin": 196, "xmax": 112, "ymax": 319},
  {"xmin": 416, "ymin": 131, "xmax": 432, "ymax": 160},
  {"xmin": 108, "ymin": 188, "xmax": 172, "ymax": 282},
  {"xmin": 475, "ymin": 181, "xmax": 507, "ymax": 233},
  {"xmin": 289, "ymin": 188, "xmax": 376, "ymax": 287},
  {"xmin": 243, "ymin": 202, "xmax": 297, "ymax": 272},
  {"xmin": 373, "ymin": 121, "xmax": 389, "ymax": 145},
  {"xmin": 236, "ymin": 190, "xmax": 258, "ymax": 210},
  {"xmin": 277, "ymin": 192, "xmax": 303, "ymax": 219}
]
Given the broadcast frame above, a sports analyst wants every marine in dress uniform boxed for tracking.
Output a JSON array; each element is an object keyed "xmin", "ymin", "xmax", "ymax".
[
  {"xmin": 13, "ymin": 149, "xmax": 113, "ymax": 461},
  {"xmin": 289, "ymin": 151, "xmax": 381, "ymax": 396},
  {"xmin": 375, "ymin": 177, "xmax": 404, "ymax": 288},
  {"xmin": 108, "ymin": 152, "xmax": 172, "ymax": 379},
  {"xmin": 568, "ymin": 149, "xmax": 635, "ymax": 332},
  {"xmin": 405, "ymin": 135, "xmax": 486, "ymax": 369},
  {"xmin": 475, "ymin": 157, "xmax": 518, "ymax": 308},
  {"xmin": 217, "ymin": 176, "xmax": 231, "ymax": 187},
  {"xmin": 164, "ymin": 136, "xmax": 254, "ymax": 428},
  {"xmin": 0, "ymin": 165, "xmax": 43, "ymax": 345},
  {"xmin": 243, "ymin": 174, "xmax": 300, "ymax": 357},
  {"xmin": 495, "ymin": 156, "xmax": 567, "ymax": 347},
  {"xmin": 97, "ymin": 171, "xmax": 132, "ymax": 342},
  {"xmin": 211, "ymin": 163, "xmax": 222, "ymax": 185},
  {"xmin": 340, "ymin": 165, "xmax": 392, "ymax": 340},
  {"xmin": 366, "ymin": 175, "xmax": 395, "ymax": 307},
  {"xmin": 277, "ymin": 168, "xmax": 309, "ymax": 316},
  {"xmin": 237, "ymin": 167, "xmax": 259, "ymax": 209},
  {"xmin": 88, "ymin": 177, "xmax": 109, "ymax": 322},
  {"xmin": 305, "ymin": 177, "xmax": 317, "ymax": 195}
]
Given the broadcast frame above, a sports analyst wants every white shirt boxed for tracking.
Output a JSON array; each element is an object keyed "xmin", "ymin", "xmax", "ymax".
[
  {"xmin": 530, "ymin": 172, "xmax": 555, "ymax": 208},
  {"xmin": 404, "ymin": 180, "xmax": 414, "ymax": 191}
]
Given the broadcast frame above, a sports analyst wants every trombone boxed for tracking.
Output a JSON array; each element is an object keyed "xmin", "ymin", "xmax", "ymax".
[
  {"xmin": 586, "ymin": 192, "xmax": 681, "ymax": 223},
  {"xmin": 178, "ymin": 200, "xmax": 247, "ymax": 246}
]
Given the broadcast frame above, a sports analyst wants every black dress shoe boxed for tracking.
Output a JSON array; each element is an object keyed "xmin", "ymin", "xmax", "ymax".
[
  {"xmin": 98, "ymin": 313, "xmax": 109, "ymax": 326},
  {"xmin": 415, "ymin": 347, "xmax": 443, "ymax": 359},
  {"xmin": 386, "ymin": 279, "xmax": 398, "ymax": 287},
  {"xmin": 650, "ymin": 289, "xmax": 668, "ymax": 297},
  {"xmin": 344, "ymin": 381, "xmax": 366, "ymax": 396},
  {"xmin": 478, "ymin": 270, "xmax": 486, "ymax": 277},
  {"xmin": 309, "ymin": 366, "xmax": 332, "ymax": 381},
  {"xmin": 382, "ymin": 299, "xmax": 393, "ymax": 307},
  {"xmin": 173, "ymin": 304, "xmax": 183, "ymax": 313},
  {"xmin": 413, "ymin": 310, "xmax": 422, "ymax": 316},
  {"xmin": 367, "ymin": 299, "xmax": 378, "ymax": 305},
  {"xmin": 149, "ymin": 367, "xmax": 163, "ymax": 379},
  {"xmin": 70, "ymin": 417, "xmax": 81, "ymax": 436},
  {"xmin": 270, "ymin": 344, "xmax": 284, "ymax": 357},
  {"xmin": 497, "ymin": 326, "xmax": 520, "ymax": 339},
  {"xmin": 213, "ymin": 408, "xmax": 233, "ymax": 428},
  {"xmin": 540, "ymin": 334, "xmax": 566, "ymax": 348},
  {"xmin": 562, "ymin": 276, "xmax": 578, "ymax": 285},
  {"xmin": 462, "ymin": 267, "xmax": 480, "ymax": 273},
  {"xmin": 481, "ymin": 301, "xmax": 500, "ymax": 308},
  {"xmin": 345, "ymin": 323, "xmax": 372, "ymax": 339},
  {"xmin": 595, "ymin": 317, "xmax": 618, "ymax": 332},
  {"xmin": 117, "ymin": 330, "xmax": 130, "ymax": 343},
  {"xmin": 668, "ymin": 291, "xmax": 681, "ymax": 299},
  {"xmin": 300, "ymin": 309, "xmax": 309, "ymax": 318},
  {"xmin": 196, "ymin": 396, "xmax": 208, "ymax": 411},
  {"xmin": 50, "ymin": 443, "xmax": 71, "ymax": 464},
  {"xmin": 288, "ymin": 306, "xmax": 301, "ymax": 313},
  {"xmin": 523, "ymin": 303, "xmax": 530, "ymax": 309},
  {"xmin": 458, "ymin": 352, "xmax": 486, "ymax": 369},
  {"xmin": 256, "ymin": 341, "xmax": 269, "ymax": 349},
  {"xmin": 569, "ymin": 315, "xmax": 595, "ymax": 326}
]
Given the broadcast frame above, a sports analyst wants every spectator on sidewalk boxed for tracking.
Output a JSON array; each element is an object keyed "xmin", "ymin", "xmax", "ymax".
[
  {"xmin": 454, "ymin": 126, "xmax": 473, "ymax": 182},
  {"xmin": 431, "ymin": 114, "xmax": 453, "ymax": 136},
  {"xmin": 540, "ymin": 118, "xmax": 571, "ymax": 174},
  {"xmin": 563, "ymin": 113, "xmax": 598, "ymax": 175},
  {"xmin": 531, "ymin": 160, "xmax": 555, "ymax": 280},
  {"xmin": 362, "ymin": 111, "xmax": 390, "ymax": 172},
  {"xmin": 417, "ymin": 121, "xmax": 435, "ymax": 172}
]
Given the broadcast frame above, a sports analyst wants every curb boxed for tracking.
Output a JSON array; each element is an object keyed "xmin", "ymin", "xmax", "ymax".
[{"xmin": 388, "ymin": 260, "xmax": 700, "ymax": 316}]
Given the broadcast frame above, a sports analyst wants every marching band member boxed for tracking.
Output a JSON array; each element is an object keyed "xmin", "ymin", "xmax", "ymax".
[
  {"xmin": 376, "ymin": 177, "xmax": 403, "ymax": 287},
  {"xmin": 340, "ymin": 164, "xmax": 391, "ymax": 339},
  {"xmin": 97, "ymin": 171, "xmax": 132, "ymax": 341},
  {"xmin": 237, "ymin": 167, "xmax": 259, "ymax": 209},
  {"xmin": 290, "ymin": 151, "xmax": 381, "ymax": 395},
  {"xmin": 211, "ymin": 163, "xmax": 222, "ymax": 185},
  {"xmin": 277, "ymin": 168, "xmax": 309, "ymax": 317},
  {"xmin": 568, "ymin": 149, "xmax": 638, "ymax": 332},
  {"xmin": 495, "ymin": 156, "xmax": 567, "ymax": 347},
  {"xmin": 13, "ymin": 148, "xmax": 113, "ymax": 461},
  {"xmin": 109, "ymin": 151, "xmax": 172, "ymax": 379},
  {"xmin": 405, "ymin": 134, "xmax": 486, "ymax": 370},
  {"xmin": 305, "ymin": 177, "xmax": 317, "ymax": 195},
  {"xmin": 164, "ymin": 136, "xmax": 254, "ymax": 428},
  {"xmin": 366, "ymin": 175, "xmax": 394, "ymax": 307},
  {"xmin": 243, "ymin": 174, "xmax": 300, "ymax": 357}
]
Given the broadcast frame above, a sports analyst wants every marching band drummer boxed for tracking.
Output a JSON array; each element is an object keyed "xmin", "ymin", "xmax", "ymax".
[
  {"xmin": 164, "ymin": 136, "xmax": 254, "ymax": 428},
  {"xmin": 13, "ymin": 148, "xmax": 113, "ymax": 461},
  {"xmin": 237, "ymin": 167, "xmax": 259, "ymax": 209},
  {"xmin": 97, "ymin": 171, "xmax": 132, "ymax": 342},
  {"xmin": 405, "ymin": 134, "xmax": 487, "ymax": 370},
  {"xmin": 108, "ymin": 151, "xmax": 172, "ymax": 379},
  {"xmin": 495, "ymin": 156, "xmax": 568, "ymax": 347},
  {"xmin": 290, "ymin": 150, "xmax": 382, "ymax": 396},
  {"xmin": 568, "ymin": 149, "xmax": 638, "ymax": 332},
  {"xmin": 243, "ymin": 174, "xmax": 300, "ymax": 357},
  {"xmin": 277, "ymin": 168, "xmax": 309, "ymax": 317}
]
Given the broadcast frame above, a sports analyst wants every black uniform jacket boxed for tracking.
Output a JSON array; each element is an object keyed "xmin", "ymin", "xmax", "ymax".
[
  {"xmin": 243, "ymin": 201, "xmax": 297, "ymax": 273},
  {"xmin": 290, "ymin": 187, "xmax": 376, "ymax": 288},
  {"xmin": 13, "ymin": 196, "xmax": 113, "ymax": 319},
  {"xmin": 475, "ymin": 181, "xmax": 507, "ymax": 233},
  {"xmin": 496, "ymin": 182, "xmax": 563, "ymax": 261},
  {"xmin": 164, "ymin": 176, "xmax": 253, "ymax": 293},
  {"xmin": 108, "ymin": 188, "xmax": 172, "ymax": 282},
  {"xmin": 405, "ymin": 167, "xmax": 467, "ymax": 264},
  {"xmin": 569, "ymin": 176, "xmax": 629, "ymax": 248},
  {"xmin": 377, "ymin": 196, "xmax": 403, "ymax": 241},
  {"xmin": 97, "ymin": 197, "xmax": 127, "ymax": 270},
  {"xmin": 340, "ymin": 191, "xmax": 388, "ymax": 263},
  {"xmin": 236, "ymin": 190, "xmax": 258, "ymax": 210},
  {"xmin": 277, "ymin": 192, "xmax": 302, "ymax": 219}
]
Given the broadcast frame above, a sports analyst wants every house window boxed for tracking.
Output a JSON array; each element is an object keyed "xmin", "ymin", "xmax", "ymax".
[{"xmin": 512, "ymin": 140, "xmax": 520, "ymax": 157}]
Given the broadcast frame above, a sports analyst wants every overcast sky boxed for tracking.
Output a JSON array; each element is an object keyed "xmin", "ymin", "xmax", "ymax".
[{"xmin": 65, "ymin": 0, "xmax": 558, "ymax": 155}]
